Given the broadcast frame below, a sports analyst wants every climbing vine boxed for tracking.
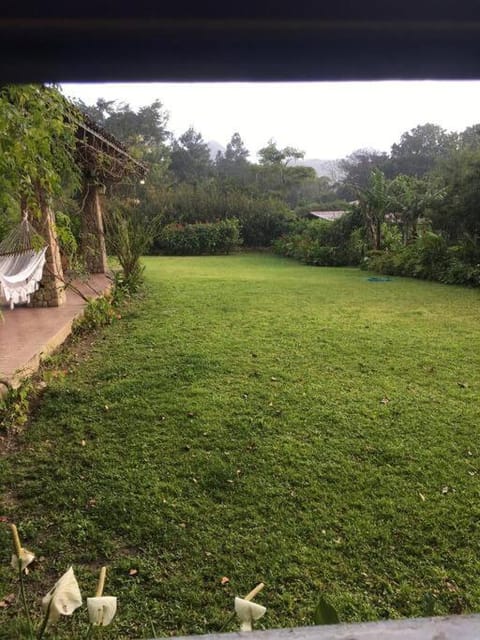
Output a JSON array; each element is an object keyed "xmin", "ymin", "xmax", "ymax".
[{"xmin": 0, "ymin": 84, "xmax": 80, "ymax": 221}]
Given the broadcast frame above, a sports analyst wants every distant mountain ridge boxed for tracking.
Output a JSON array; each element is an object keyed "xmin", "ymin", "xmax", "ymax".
[{"xmin": 207, "ymin": 140, "xmax": 225, "ymax": 161}]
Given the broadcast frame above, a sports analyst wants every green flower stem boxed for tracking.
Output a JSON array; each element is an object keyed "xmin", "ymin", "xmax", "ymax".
[
  {"xmin": 18, "ymin": 564, "xmax": 33, "ymax": 638},
  {"xmin": 83, "ymin": 624, "xmax": 94, "ymax": 640},
  {"xmin": 37, "ymin": 599, "xmax": 52, "ymax": 640}
]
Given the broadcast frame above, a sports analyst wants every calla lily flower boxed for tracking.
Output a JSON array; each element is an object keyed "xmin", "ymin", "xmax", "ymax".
[
  {"xmin": 234, "ymin": 597, "xmax": 266, "ymax": 631},
  {"xmin": 87, "ymin": 596, "xmax": 117, "ymax": 626},
  {"xmin": 42, "ymin": 566, "xmax": 82, "ymax": 623},
  {"xmin": 11, "ymin": 548, "xmax": 35, "ymax": 574}
]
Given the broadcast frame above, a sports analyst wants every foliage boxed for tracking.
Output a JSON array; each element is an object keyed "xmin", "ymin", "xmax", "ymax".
[
  {"xmin": 2, "ymin": 255, "xmax": 480, "ymax": 638},
  {"xmin": 170, "ymin": 128, "xmax": 213, "ymax": 184},
  {"xmin": 358, "ymin": 169, "xmax": 392, "ymax": 250},
  {"xmin": 159, "ymin": 183, "xmax": 295, "ymax": 247},
  {"xmin": 339, "ymin": 148, "xmax": 392, "ymax": 198},
  {"xmin": 390, "ymin": 123, "xmax": 457, "ymax": 177},
  {"xmin": 216, "ymin": 132, "xmax": 250, "ymax": 184},
  {"xmin": 104, "ymin": 198, "xmax": 160, "ymax": 292},
  {"xmin": 156, "ymin": 219, "xmax": 241, "ymax": 255},
  {"xmin": 0, "ymin": 85, "xmax": 80, "ymax": 218},
  {"xmin": 274, "ymin": 213, "xmax": 365, "ymax": 266},
  {"xmin": 313, "ymin": 597, "xmax": 340, "ymax": 625},
  {"xmin": 388, "ymin": 175, "xmax": 445, "ymax": 245},
  {"xmin": 0, "ymin": 382, "xmax": 34, "ymax": 433},
  {"xmin": 364, "ymin": 232, "xmax": 480, "ymax": 286},
  {"xmin": 74, "ymin": 294, "xmax": 118, "ymax": 333},
  {"xmin": 74, "ymin": 97, "xmax": 170, "ymax": 156}
]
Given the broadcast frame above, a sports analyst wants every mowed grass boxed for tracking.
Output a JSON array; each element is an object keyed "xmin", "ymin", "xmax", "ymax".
[{"xmin": 1, "ymin": 253, "xmax": 480, "ymax": 638}]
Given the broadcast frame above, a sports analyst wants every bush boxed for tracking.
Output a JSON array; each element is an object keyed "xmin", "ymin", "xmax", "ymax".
[
  {"xmin": 156, "ymin": 218, "xmax": 242, "ymax": 255},
  {"xmin": 364, "ymin": 233, "xmax": 480, "ymax": 287},
  {"xmin": 105, "ymin": 199, "xmax": 161, "ymax": 293},
  {"xmin": 274, "ymin": 214, "xmax": 365, "ymax": 266},
  {"xmin": 159, "ymin": 183, "xmax": 294, "ymax": 247}
]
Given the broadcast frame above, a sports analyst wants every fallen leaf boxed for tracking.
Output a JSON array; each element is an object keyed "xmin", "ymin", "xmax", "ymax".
[
  {"xmin": 442, "ymin": 486, "xmax": 449, "ymax": 494},
  {"xmin": 271, "ymin": 377, "xmax": 278, "ymax": 382},
  {"xmin": 128, "ymin": 569, "xmax": 138, "ymax": 576},
  {"xmin": 380, "ymin": 397, "xmax": 390, "ymax": 405},
  {"xmin": 457, "ymin": 382, "xmax": 468, "ymax": 388},
  {"xmin": 0, "ymin": 593, "xmax": 15, "ymax": 608},
  {"xmin": 104, "ymin": 405, "xmax": 109, "ymax": 411},
  {"xmin": 80, "ymin": 440, "xmax": 86, "ymax": 447},
  {"xmin": 445, "ymin": 579, "xmax": 459, "ymax": 593},
  {"xmin": 419, "ymin": 493, "xmax": 426, "ymax": 501},
  {"xmin": 220, "ymin": 576, "xmax": 230, "ymax": 585}
]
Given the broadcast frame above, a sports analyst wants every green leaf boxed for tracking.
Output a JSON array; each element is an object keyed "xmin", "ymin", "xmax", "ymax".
[
  {"xmin": 422, "ymin": 592, "xmax": 436, "ymax": 617},
  {"xmin": 314, "ymin": 596, "xmax": 340, "ymax": 625}
]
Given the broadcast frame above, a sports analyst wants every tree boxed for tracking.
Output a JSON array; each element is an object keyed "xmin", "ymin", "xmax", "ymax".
[
  {"xmin": 358, "ymin": 169, "xmax": 392, "ymax": 250},
  {"xmin": 216, "ymin": 132, "xmax": 250, "ymax": 183},
  {"xmin": 74, "ymin": 98, "xmax": 170, "ymax": 151},
  {"xmin": 390, "ymin": 123, "xmax": 457, "ymax": 177},
  {"xmin": 389, "ymin": 175, "xmax": 444, "ymax": 245},
  {"xmin": 258, "ymin": 139, "xmax": 305, "ymax": 173},
  {"xmin": 169, "ymin": 127, "xmax": 213, "ymax": 184},
  {"xmin": 458, "ymin": 124, "xmax": 480, "ymax": 151},
  {"xmin": 339, "ymin": 148, "xmax": 391, "ymax": 197},
  {"xmin": 432, "ymin": 148, "xmax": 480, "ymax": 250}
]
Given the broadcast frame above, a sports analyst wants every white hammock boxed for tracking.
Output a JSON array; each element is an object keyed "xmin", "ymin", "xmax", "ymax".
[{"xmin": 0, "ymin": 247, "xmax": 47, "ymax": 309}]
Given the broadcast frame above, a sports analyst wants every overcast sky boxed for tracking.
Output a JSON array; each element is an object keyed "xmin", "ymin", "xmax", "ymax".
[{"xmin": 62, "ymin": 81, "xmax": 480, "ymax": 160}]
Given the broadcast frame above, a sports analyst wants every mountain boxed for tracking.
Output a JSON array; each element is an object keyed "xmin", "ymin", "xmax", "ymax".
[
  {"xmin": 296, "ymin": 158, "xmax": 345, "ymax": 182},
  {"xmin": 207, "ymin": 140, "xmax": 225, "ymax": 161}
]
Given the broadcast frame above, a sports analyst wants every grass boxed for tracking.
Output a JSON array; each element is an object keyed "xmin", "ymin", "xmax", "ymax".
[{"xmin": 1, "ymin": 252, "xmax": 480, "ymax": 639}]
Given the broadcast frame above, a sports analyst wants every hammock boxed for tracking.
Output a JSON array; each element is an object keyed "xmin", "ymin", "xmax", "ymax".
[{"xmin": 0, "ymin": 217, "xmax": 48, "ymax": 309}]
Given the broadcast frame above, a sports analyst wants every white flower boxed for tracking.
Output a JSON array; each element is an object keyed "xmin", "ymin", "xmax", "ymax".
[
  {"xmin": 42, "ymin": 567, "xmax": 82, "ymax": 623},
  {"xmin": 11, "ymin": 548, "xmax": 35, "ymax": 574},
  {"xmin": 87, "ymin": 596, "xmax": 117, "ymax": 626},
  {"xmin": 234, "ymin": 597, "xmax": 266, "ymax": 631}
]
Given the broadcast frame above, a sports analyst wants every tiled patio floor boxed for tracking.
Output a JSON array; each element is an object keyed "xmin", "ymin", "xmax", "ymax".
[{"xmin": 0, "ymin": 274, "xmax": 110, "ymax": 392}]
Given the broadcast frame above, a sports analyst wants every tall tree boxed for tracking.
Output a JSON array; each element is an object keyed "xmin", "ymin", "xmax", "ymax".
[
  {"xmin": 358, "ymin": 169, "xmax": 392, "ymax": 250},
  {"xmin": 389, "ymin": 175, "xmax": 444, "ymax": 245},
  {"xmin": 338, "ymin": 148, "xmax": 391, "ymax": 199},
  {"xmin": 74, "ymin": 98, "xmax": 170, "ymax": 156},
  {"xmin": 390, "ymin": 123, "xmax": 457, "ymax": 177},
  {"xmin": 169, "ymin": 127, "xmax": 213, "ymax": 184},
  {"xmin": 216, "ymin": 132, "xmax": 250, "ymax": 183}
]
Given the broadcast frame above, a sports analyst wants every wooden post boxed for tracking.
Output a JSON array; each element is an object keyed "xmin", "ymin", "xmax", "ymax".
[
  {"xmin": 29, "ymin": 189, "xmax": 66, "ymax": 308},
  {"xmin": 81, "ymin": 183, "xmax": 108, "ymax": 274}
]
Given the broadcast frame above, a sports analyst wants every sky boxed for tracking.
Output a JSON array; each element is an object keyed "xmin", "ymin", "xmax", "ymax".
[{"xmin": 62, "ymin": 81, "xmax": 480, "ymax": 160}]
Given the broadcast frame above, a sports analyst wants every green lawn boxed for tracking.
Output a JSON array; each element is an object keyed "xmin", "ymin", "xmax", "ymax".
[{"xmin": 2, "ymin": 253, "xmax": 480, "ymax": 639}]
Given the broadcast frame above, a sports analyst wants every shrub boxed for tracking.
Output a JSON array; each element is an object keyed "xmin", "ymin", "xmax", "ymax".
[
  {"xmin": 105, "ymin": 199, "xmax": 161, "ymax": 293},
  {"xmin": 156, "ymin": 218, "xmax": 242, "ymax": 255},
  {"xmin": 364, "ymin": 233, "xmax": 480, "ymax": 287},
  {"xmin": 274, "ymin": 214, "xmax": 365, "ymax": 266},
  {"xmin": 159, "ymin": 183, "xmax": 294, "ymax": 247}
]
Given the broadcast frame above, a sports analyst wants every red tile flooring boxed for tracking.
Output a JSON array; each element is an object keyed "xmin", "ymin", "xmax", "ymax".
[{"xmin": 0, "ymin": 274, "xmax": 110, "ymax": 390}]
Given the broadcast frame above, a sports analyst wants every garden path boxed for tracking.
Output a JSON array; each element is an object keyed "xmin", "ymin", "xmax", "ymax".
[{"xmin": 0, "ymin": 273, "xmax": 110, "ymax": 393}]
